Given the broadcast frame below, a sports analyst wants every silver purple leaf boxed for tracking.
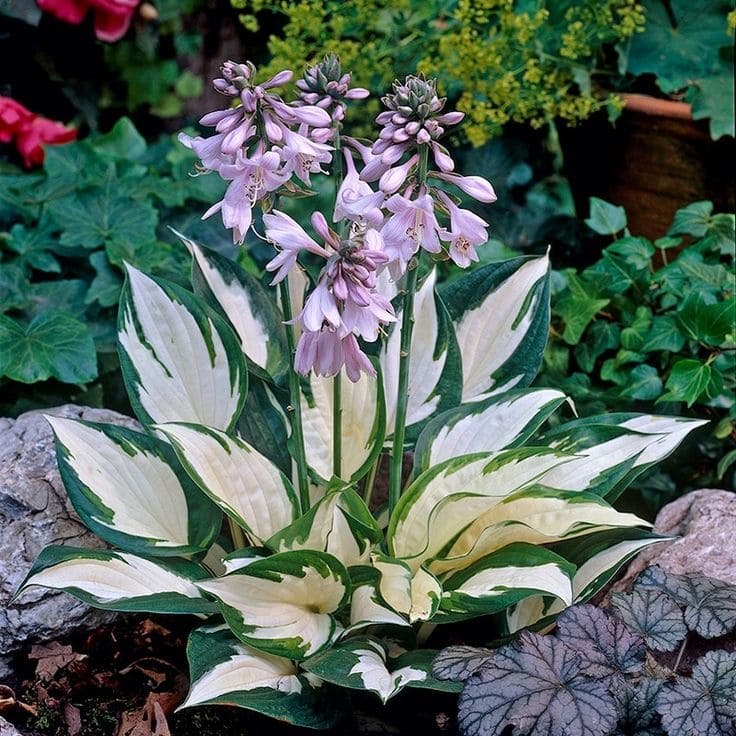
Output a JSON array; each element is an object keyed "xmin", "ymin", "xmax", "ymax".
[
  {"xmin": 610, "ymin": 590, "xmax": 687, "ymax": 652},
  {"xmin": 656, "ymin": 651, "xmax": 736, "ymax": 736},
  {"xmin": 637, "ymin": 566, "xmax": 736, "ymax": 639},
  {"xmin": 557, "ymin": 604, "xmax": 646, "ymax": 679},
  {"xmin": 458, "ymin": 631, "xmax": 617, "ymax": 736},
  {"xmin": 433, "ymin": 645, "xmax": 495, "ymax": 682},
  {"xmin": 612, "ymin": 678, "xmax": 665, "ymax": 736}
]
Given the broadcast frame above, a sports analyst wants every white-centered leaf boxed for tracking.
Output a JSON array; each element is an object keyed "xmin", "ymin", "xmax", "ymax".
[
  {"xmin": 197, "ymin": 550, "xmax": 350, "ymax": 660},
  {"xmin": 47, "ymin": 416, "xmax": 219, "ymax": 556},
  {"xmin": 180, "ymin": 233, "xmax": 288, "ymax": 379},
  {"xmin": 381, "ymin": 269, "xmax": 460, "ymax": 437},
  {"xmin": 344, "ymin": 566, "xmax": 410, "ymax": 634},
  {"xmin": 156, "ymin": 422, "xmax": 299, "ymax": 544},
  {"xmin": 431, "ymin": 488, "xmax": 649, "ymax": 577},
  {"xmin": 413, "ymin": 388, "xmax": 566, "ymax": 472},
  {"xmin": 16, "ymin": 546, "xmax": 215, "ymax": 614},
  {"xmin": 439, "ymin": 544, "xmax": 575, "ymax": 620},
  {"xmin": 119, "ymin": 265, "xmax": 246, "ymax": 431},
  {"xmin": 302, "ymin": 639, "xmax": 428, "ymax": 703},
  {"xmin": 269, "ymin": 489, "xmax": 382, "ymax": 567},
  {"xmin": 443, "ymin": 254, "xmax": 550, "ymax": 402},
  {"xmin": 371, "ymin": 555, "xmax": 442, "ymax": 623},
  {"xmin": 182, "ymin": 625, "xmax": 338, "ymax": 729},
  {"xmin": 301, "ymin": 369, "xmax": 385, "ymax": 482},
  {"xmin": 389, "ymin": 448, "xmax": 573, "ymax": 570}
]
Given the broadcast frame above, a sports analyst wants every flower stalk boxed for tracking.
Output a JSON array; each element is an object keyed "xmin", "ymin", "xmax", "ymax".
[{"xmin": 388, "ymin": 143, "xmax": 429, "ymax": 518}]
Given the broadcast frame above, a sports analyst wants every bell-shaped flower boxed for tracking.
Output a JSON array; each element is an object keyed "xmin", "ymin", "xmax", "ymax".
[
  {"xmin": 295, "ymin": 325, "xmax": 376, "ymax": 382},
  {"xmin": 334, "ymin": 151, "xmax": 385, "ymax": 227},
  {"xmin": 437, "ymin": 192, "xmax": 489, "ymax": 268},
  {"xmin": 264, "ymin": 211, "xmax": 331, "ymax": 283},
  {"xmin": 431, "ymin": 172, "xmax": 497, "ymax": 203}
]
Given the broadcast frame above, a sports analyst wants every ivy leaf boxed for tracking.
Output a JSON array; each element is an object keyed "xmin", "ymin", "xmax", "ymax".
[
  {"xmin": 637, "ymin": 566, "xmax": 736, "ymax": 639},
  {"xmin": 667, "ymin": 201, "xmax": 714, "ymax": 238},
  {"xmin": 556, "ymin": 604, "xmax": 646, "ymax": 679},
  {"xmin": 0, "ymin": 311, "xmax": 97, "ymax": 384},
  {"xmin": 93, "ymin": 117, "xmax": 147, "ymax": 162},
  {"xmin": 659, "ymin": 358, "xmax": 715, "ymax": 407},
  {"xmin": 458, "ymin": 632, "xmax": 618, "ymax": 736},
  {"xmin": 432, "ymin": 646, "xmax": 495, "ymax": 683},
  {"xmin": 620, "ymin": 365, "xmax": 663, "ymax": 401},
  {"xmin": 585, "ymin": 198, "xmax": 627, "ymax": 235},
  {"xmin": 656, "ymin": 651, "xmax": 736, "ymax": 736},
  {"xmin": 677, "ymin": 292, "xmax": 734, "ymax": 345},
  {"xmin": 555, "ymin": 274, "xmax": 610, "ymax": 345},
  {"xmin": 85, "ymin": 251, "xmax": 123, "ymax": 307},
  {"xmin": 641, "ymin": 316, "xmax": 686, "ymax": 353},
  {"xmin": 612, "ymin": 678, "xmax": 664, "ymax": 736},
  {"xmin": 610, "ymin": 590, "xmax": 687, "ymax": 652}
]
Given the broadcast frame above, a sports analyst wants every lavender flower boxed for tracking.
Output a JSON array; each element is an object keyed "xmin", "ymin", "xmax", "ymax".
[
  {"xmin": 437, "ymin": 191, "xmax": 489, "ymax": 268},
  {"xmin": 294, "ymin": 326, "xmax": 376, "ymax": 382}
]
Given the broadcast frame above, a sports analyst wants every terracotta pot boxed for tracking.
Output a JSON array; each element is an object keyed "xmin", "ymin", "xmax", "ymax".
[{"xmin": 559, "ymin": 95, "xmax": 736, "ymax": 240}]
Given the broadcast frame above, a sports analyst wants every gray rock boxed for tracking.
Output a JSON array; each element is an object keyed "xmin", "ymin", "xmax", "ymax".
[
  {"xmin": 612, "ymin": 488, "xmax": 736, "ymax": 593},
  {"xmin": 0, "ymin": 405, "xmax": 139, "ymax": 681},
  {"xmin": 0, "ymin": 716, "xmax": 24, "ymax": 736}
]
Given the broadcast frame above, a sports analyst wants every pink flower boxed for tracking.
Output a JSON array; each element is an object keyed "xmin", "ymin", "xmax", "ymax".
[
  {"xmin": 431, "ymin": 172, "xmax": 497, "ymax": 203},
  {"xmin": 263, "ymin": 210, "xmax": 330, "ymax": 283},
  {"xmin": 37, "ymin": 0, "xmax": 141, "ymax": 42},
  {"xmin": 334, "ymin": 150, "xmax": 385, "ymax": 227},
  {"xmin": 437, "ymin": 192, "xmax": 489, "ymax": 268},
  {"xmin": 295, "ymin": 326, "xmax": 376, "ymax": 382},
  {"xmin": 0, "ymin": 96, "xmax": 76, "ymax": 168},
  {"xmin": 381, "ymin": 193, "xmax": 442, "ymax": 277}
]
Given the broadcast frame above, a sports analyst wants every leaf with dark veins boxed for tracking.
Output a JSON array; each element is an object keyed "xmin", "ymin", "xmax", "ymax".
[
  {"xmin": 433, "ymin": 646, "xmax": 495, "ymax": 682},
  {"xmin": 612, "ymin": 678, "xmax": 664, "ymax": 736},
  {"xmin": 637, "ymin": 566, "xmax": 736, "ymax": 639},
  {"xmin": 458, "ymin": 631, "xmax": 617, "ymax": 736},
  {"xmin": 557, "ymin": 604, "xmax": 646, "ymax": 679},
  {"xmin": 610, "ymin": 590, "xmax": 687, "ymax": 652},
  {"xmin": 656, "ymin": 651, "xmax": 736, "ymax": 736}
]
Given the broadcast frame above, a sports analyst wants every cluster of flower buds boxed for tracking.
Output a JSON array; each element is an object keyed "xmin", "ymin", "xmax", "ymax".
[
  {"xmin": 295, "ymin": 54, "xmax": 369, "ymax": 123},
  {"xmin": 264, "ymin": 210, "xmax": 394, "ymax": 382},
  {"xmin": 179, "ymin": 61, "xmax": 334, "ymax": 243}
]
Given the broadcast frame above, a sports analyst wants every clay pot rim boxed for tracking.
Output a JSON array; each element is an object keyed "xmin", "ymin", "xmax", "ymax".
[{"xmin": 620, "ymin": 92, "xmax": 693, "ymax": 120}]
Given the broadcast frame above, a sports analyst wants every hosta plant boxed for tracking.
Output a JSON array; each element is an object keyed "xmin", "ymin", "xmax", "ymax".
[{"xmin": 16, "ymin": 57, "xmax": 705, "ymax": 729}]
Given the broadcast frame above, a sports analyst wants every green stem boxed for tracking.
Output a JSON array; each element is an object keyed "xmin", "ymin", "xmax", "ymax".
[
  {"xmin": 363, "ymin": 453, "xmax": 382, "ymax": 507},
  {"xmin": 332, "ymin": 126, "xmax": 346, "ymax": 478},
  {"xmin": 387, "ymin": 144, "xmax": 429, "ymax": 519},
  {"xmin": 279, "ymin": 277, "xmax": 311, "ymax": 512}
]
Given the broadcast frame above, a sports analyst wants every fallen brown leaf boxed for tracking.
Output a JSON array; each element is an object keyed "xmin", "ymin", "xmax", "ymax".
[
  {"xmin": 29, "ymin": 642, "xmax": 86, "ymax": 681},
  {"xmin": 0, "ymin": 684, "xmax": 37, "ymax": 717},
  {"xmin": 64, "ymin": 702, "xmax": 82, "ymax": 736},
  {"xmin": 117, "ymin": 692, "xmax": 178, "ymax": 736}
]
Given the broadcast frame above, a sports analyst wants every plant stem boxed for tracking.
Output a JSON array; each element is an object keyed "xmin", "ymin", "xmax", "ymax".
[
  {"xmin": 363, "ymin": 453, "xmax": 382, "ymax": 507},
  {"xmin": 387, "ymin": 144, "xmax": 429, "ymax": 519},
  {"xmin": 227, "ymin": 518, "xmax": 247, "ymax": 550},
  {"xmin": 673, "ymin": 632, "xmax": 689, "ymax": 674},
  {"xmin": 332, "ymin": 126, "xmax": 346, "ymax": 478},
  {"xmin": 279, "ymin": 277, "xmax": 311, "ymax": 512}
]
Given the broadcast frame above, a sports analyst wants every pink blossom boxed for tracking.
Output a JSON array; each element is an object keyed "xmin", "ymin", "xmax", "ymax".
[
  {"xmin": 334, "ymin": 151, "xmax": 385, "ymax": 227},
  {"xmin": 295, "ymin": 326, "xmax": 376, "ymax": 382},
  {"xmin": 438, "ymin": 192, "xmax": 489, "ymax": 268},
  {"xmin": 38, "ymin": 0, "xmax": 140, "ymax": 42},
  {"xmin": 378, "ymin": 153, "xmax": 419, "ymax": 194},
  {"xmin": 263, "ymin": 210, "xmax": 330, "ymax": 284},
  {"xmin": 431, "ymin": 172, "xmax": 497, "ymax": 203}
]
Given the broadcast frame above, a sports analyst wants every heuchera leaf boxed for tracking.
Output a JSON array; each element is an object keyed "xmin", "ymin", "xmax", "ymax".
[
  {"xmin": 656, "ymin": 651, "xmax": 736, "ymax": 736},
  {"xmin": 610, "ymin": 589, "xmax": 687, "ymax": 652},
  {"xmin": 555, "ymin": 604, "xmax": 646, "ymax": 679},
  {"xmin": 458, "ymin": 631, "xmax": 618, "ymax": 736},
  {"xmin": 432, "ymin": 646, "xmax": 495, "ymax": 683},
  {"xmin": 612, "ymin": 678, "xmax": 664, "ymax": 736},
  {"xmin": 637, "ymin": 566, "xmax": 736, "ymax": 639}
]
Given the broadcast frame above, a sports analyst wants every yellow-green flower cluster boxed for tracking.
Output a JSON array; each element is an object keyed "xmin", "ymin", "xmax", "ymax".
[{"xmin": 232, "ymin": 0, "xmax": 644, "ymax": 145}]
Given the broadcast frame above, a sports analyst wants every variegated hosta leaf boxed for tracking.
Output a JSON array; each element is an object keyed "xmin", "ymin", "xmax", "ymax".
[
  {"xmin": 301, "ymin": 368, "xmax": 385, "ymax": 483},
  {"xmin": 118, "ymin": 265, "xmax": 246, "ymax": 431},
  {"xmin": 155, "ymin": 421, "xmax": 299, "ymax": 545},
  {"xmin": 16, "ymin": 546, "xmax": 216, "ymax": 614},
  {"xmin": 380, "ymin": 269, "xmax": 461, "ymax": 441},
  {"xmin": 344, "ymin": 565, "xmax": 410, "ymax": 634},
  {"xmin": 302, "ymin": 638, "xmax": 458, "ymax": 703},
  {"xmin": 441, "ymin": 254, "xmax": 550, "ymax": 403},
  {"xmin": 413, "ymin": 388, "xmax": 566, "ymax": 473},
  {"xmin": 221, "ymin": 547, "xmax": 269, "ymax": 573},
  {"xmin": 430, "ymin": 487, "xmax": 649, "ymax": 577},
  {"xmin": 538, "ymin": 414, "xmax": 707, "ymax": 501},
  {"xmin": 182, "ymin": 625, "xmax": 339, "ymax": 729},
  {"xmin": 268, "ymin": 489, "xmax": 382, "ymax": 568},
  {"xmin": 197, "ymin": 550, "xmax": 350, "ymax": 660},
  {"xmin": 506, "ymin": 528, "xmax": 669, "ymax": 633},
  {"xmin": 47, "ymin": 416, "xmax": 220, "ymax": 556},
  {"xmin": 439, "ymin": 544, "xmax": 575, "ymax": 621},
  {"xmin": 181, "ymin": 233, "xmax": 289, "ymax": 382},
  {"xmin": 371, "ymin": 554, "xmax": 442, "ymax": 624},
  {"xmin": 389, "ymin": 448, "xmax": 575, "ymax": 571}
]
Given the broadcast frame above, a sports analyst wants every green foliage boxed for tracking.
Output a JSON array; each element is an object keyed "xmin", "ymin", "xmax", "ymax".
[
  {"xmin": 540, "ymin": 199, "xmax": 736, "ymax": 491},
  {"xmin": 436, "ymin": 566, "xmax": 736, "ymax": 736},
  {"xmin": 233, "ymin": 0, "xmax": 644, "ymax": 145},
  {"xmin": 0, "ymin": 118, "xmax": 227, "ymax": 414},
  {"xmin": 623, "ymin": 0, "xmax": 735, "ymax": 140}
]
